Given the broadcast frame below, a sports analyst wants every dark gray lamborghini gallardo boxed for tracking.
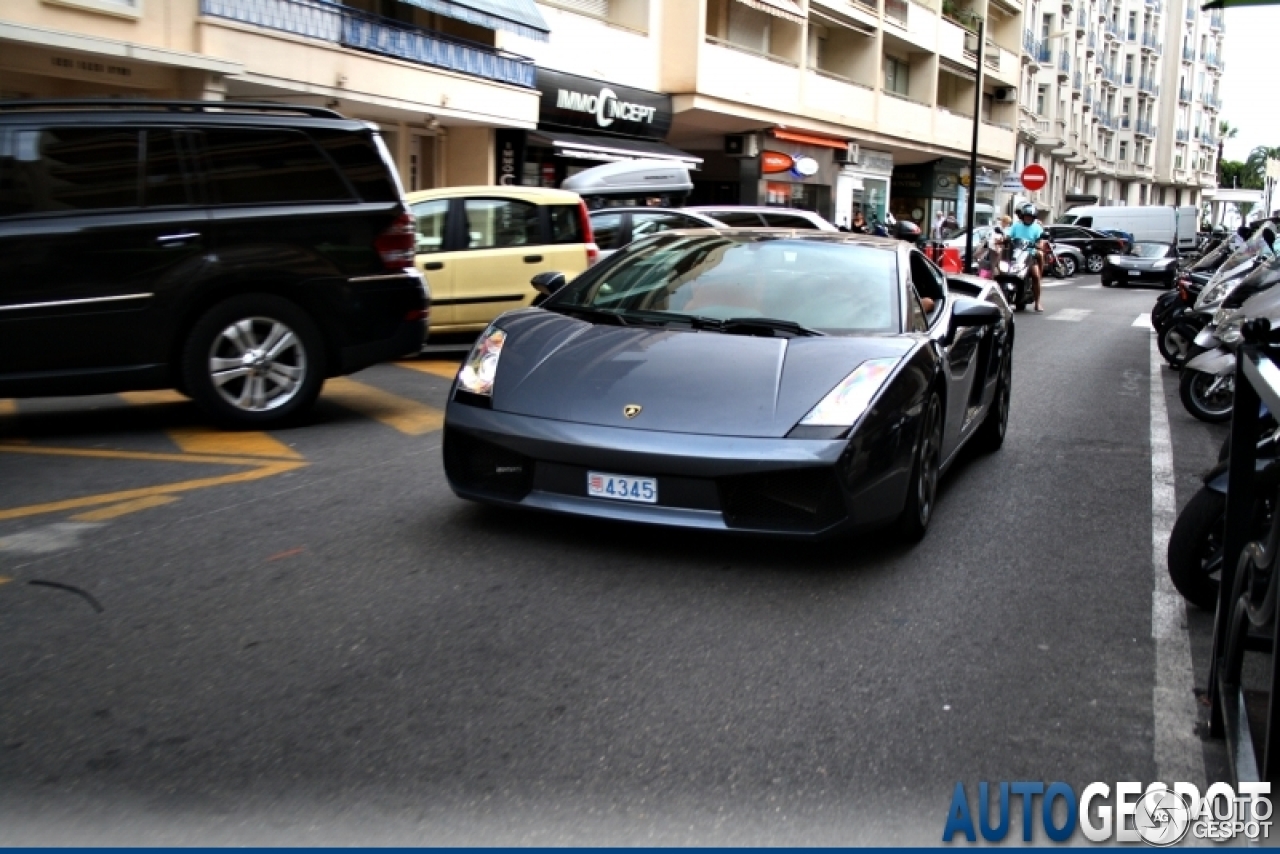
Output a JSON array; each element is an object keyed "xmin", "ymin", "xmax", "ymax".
[{"xmin": 442, "ymin": 231, "xmax": 1014, "ymax": 542}]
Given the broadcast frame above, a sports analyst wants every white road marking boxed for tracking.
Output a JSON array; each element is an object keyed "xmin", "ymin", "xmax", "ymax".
[
  {"xmin": 0, "ymin": 522, "xmax": 104, "ymax": 554},
  {"xmin": 1080, "ymin": 284, "xmax": 1104, "ymax": 289},
  {"xmin": 1048, "ymin": 308, "xmax": 1093, "ymax": 322},
  {"xmin": 1133, "ymin": 313, "xmax": 1153, "ymax": 329},
  {"xmin": 1042, "ymin": 280, "xmax": 1077, "ymax": 288},
  {"xmin": 1148, "ymin": 333, "xmax": 1207, "ymax": 786}
]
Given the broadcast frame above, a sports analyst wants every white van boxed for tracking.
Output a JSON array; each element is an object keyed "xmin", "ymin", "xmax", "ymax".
[{"xmin": 1056, "ymin": 205, "xmax": 1197, "ymax": 250}]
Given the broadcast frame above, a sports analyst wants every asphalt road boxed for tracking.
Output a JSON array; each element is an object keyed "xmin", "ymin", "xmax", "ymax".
[{"xmin": 0, "ymin": 274, "xmax": 1237, "ymax": 844}]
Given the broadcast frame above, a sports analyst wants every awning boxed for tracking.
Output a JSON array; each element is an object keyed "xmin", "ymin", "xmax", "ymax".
[
  {"xmin": 398, "ymin": 0, "xmax": 550, "ymax": 41},
  {"xmin": 734, "ymin": 0, "xmax": 806, "ymax": 25},
  {"xmin": 771, "ymin": 128, "xmax": 850, "ymax": 150},
  {"xmin": 530, "ymin": 131, "xmax": 703, "ymax": 168}
]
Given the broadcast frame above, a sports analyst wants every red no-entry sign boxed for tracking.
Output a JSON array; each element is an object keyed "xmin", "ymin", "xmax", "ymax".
[{"xmin": 1021, "ymin": 164, "xmax": 1048, "ymax": 192}]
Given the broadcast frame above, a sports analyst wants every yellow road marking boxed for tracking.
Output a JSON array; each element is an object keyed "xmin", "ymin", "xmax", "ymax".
[
  {"xmin": 0, "ymin": 576, "xmax": 11, "ymax": 586},
  {"xmin": 324, "ymin": 377, "xmax": 443, "ymax": 435},
  {"xmin": 71, "ymin": 495, "xmax": 178, "ymax": 522},
  {"xmin": 166, "ymin": 426, "xmax": 301, "ymax": 460},
  {"xmin": 396, "ymin": 360, "xmax": 460, "ymax": 380},
  {"xmin": 0, "ymin": 443, "xmax": 271, "ymax": 467},
  {"xmin": 118, "ymin": 390, "xmax": 189, "ymax": 406},
  {"xmin": 0, "ymin": 459, "xmax": 303, "ymax": 522},
  {"xmin": 0, "ymin": 400, "xmax": 15, "ymax": 417}
]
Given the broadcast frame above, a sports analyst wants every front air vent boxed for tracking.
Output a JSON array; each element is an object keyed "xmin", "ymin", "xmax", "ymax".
[
  {"xmin": 443, "ymin": 429, "xmax": 533, "ymax": 500},
  {"xmin": 718, "ymin": 467, "xmax": 847, "ymax": 533}
]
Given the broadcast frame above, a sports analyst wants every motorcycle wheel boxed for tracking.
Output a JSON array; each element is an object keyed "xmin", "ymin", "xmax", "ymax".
[
  {"xmin": 1014, "ymin": 283, "xmax": 1027, "ymax": 312},
  {"xmin": 1167, "ymin": 487, "xmax": 1224, "ymax": 611},
  {"xmin": 1158, "ymin": 321, "xmax": 1198, "ymax": 369},
  {"xmin": 1179, "ymin": 368, "xmax": 1234, "ymax": 423}
]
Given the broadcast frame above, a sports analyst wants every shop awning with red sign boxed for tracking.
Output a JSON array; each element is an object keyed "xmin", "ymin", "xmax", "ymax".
[
  {"xmin": 771, "ymin": 129, "xmax": 852, "ymax": 150},
  {"xmin": 529, "ymin": 130, "xmax": 703, "ymax": 169}
]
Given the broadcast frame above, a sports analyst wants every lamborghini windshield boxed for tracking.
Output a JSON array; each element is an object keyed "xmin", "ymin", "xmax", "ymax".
[{"xmin": 548, "ymin": 233, "xmax": 901, "ymax": 334}]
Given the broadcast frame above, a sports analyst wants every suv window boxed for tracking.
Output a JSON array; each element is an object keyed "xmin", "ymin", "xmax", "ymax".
[
  {"xmin": 0, "ymin": 127, "xmax": 140, "ymax": 216},
  {"xmin": 762, "ymin": 212, "xmax": 819, "ymax": 228},
  {"xmin": 309, "ymin": 128, "xmax": 399, "ymax": 202},
  {"xmin": 202, "ymin": 128, "xmax": 351, "ymax": 205},
  {"xmin": 547, "ymin": 204, "xmax": 583, "ymax": 244},
  {"xmin": 143, "ymin": 129, "xmax": 191, "ymax": 208},
  {"xmin": 411, "ymin": 198, "xmax": 448, "ymax": 254},
  {"xmin": 705, "ymin": 210, "xmax": 765, "ymax": 227},
  {"xmin": 463, "ymin": 198, "xmax": 540, "ymax": 249},
  {"xmin": 589, "ymin": 212, "xmax": 625, "ymax": 249},
  {"xmin": 632, "ymin": 211, "xmax": 701, "ymax": 238},
  {"xmin": 1076, "ymin": 216, "xmax": 1093, "ymax": 227}
]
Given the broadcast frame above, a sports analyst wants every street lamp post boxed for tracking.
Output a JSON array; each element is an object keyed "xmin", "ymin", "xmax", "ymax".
[{"xmin": 964, "ymin": 19, "xmax": 985, "ymax": 273}]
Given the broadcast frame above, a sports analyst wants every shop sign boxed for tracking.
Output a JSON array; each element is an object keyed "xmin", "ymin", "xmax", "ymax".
[
  {"xmin": 761, "ymin": 151, "xmax": 794, "ymax": 174},
  {"xmin": 494, "ymin": 129, "xmax": 526, "ymax": 186},
  {"xmin": 537, "ymin": 69, "xmax": 672, "ymax": 140},
  {"xmin": 792, "ymin": 156, "xmax": 820, "ymax": 177},
  {"xmin": 857, "ymin": 150, "xmax": 895, "ymax": 174}
]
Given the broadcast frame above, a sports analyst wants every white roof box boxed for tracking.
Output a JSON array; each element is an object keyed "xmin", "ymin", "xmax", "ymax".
[{"xmin": 561, "ymin": 159, "xmax": 693, "ymax": 196}]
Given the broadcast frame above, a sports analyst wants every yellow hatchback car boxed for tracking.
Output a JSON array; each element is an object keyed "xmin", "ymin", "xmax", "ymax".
[{"xmin": 405, "ymin": 187, "xmax": 597, "ymax": 338}]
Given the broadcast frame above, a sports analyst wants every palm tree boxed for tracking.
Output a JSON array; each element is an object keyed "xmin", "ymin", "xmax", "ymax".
[
  {"xmin": 1218, "ymin": 120, "xmax": 1238, "ymax": 165},
  {"xmin": 1246, "ymin": 145, "xmax": 1280, "ymax": 182}
]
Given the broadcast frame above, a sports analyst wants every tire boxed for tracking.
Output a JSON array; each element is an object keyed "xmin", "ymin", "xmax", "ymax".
[
  {"xmin": 1179, "ymin": 368, "xmax": 1234, "ymax": 423},
  {"xmin": 974, "ymin": 351, "xmax": 1011, "ymax": 453},
  {"xmin": 1101, "ymin": 278, "xmax": 1115, "ymax": 288},
  {"xmin": 182, "ymin": 294, "xmax": 326, "ymax": 428},
  {"xmin": 1167, "ymin": 487, "xmax": 1225, "ymax": 611},
  {"xmin": 1086, "ymin": 252, "xmax": 1106, "ymax": 273},
  {"xmin": 1158, "ymin": 321, "xmax": 1198, "ymax": 370},
  {"xmin": 896, "ymin": 393, "xmax": 943, "ymax": 543},
  {"xmin": 1014, "ymin": 281, "xmax": 1027, "ymax": 312},
  {"xmin": 1059, "ymin": 254, "xmax": 1078, "ymax": 277}
]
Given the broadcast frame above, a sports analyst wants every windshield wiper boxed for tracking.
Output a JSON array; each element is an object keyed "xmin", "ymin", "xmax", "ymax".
[
  {"xmin": 549, "ymin": 304, "xmax": 630, "ymax": 326},
  {"xmin": 715, "ymin": 317, "xmax": 826, "ymax": 338}
]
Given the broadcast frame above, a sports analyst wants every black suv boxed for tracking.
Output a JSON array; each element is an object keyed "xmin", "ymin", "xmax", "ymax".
[{"xmin": 0, "ymin": 100, "xmax": 428, "ymax": 426}]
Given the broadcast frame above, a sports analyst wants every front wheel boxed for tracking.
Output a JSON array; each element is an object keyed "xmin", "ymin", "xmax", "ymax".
[
  {"xmin": 1167, "ymin": 488, "xmax": 1225, "ymax": 611},
  {"xmin": 1014, "ymin": 281, "xmax": 1027, "ymax": 312},
  {"xmin": 1086, "ymin": 253, "xmax": 1106, "ymax": 273},
  {"xmin": 1059, "ymin": 254, "xmax": 1078, "ymax": 277},
  {"xmin": 1179, "ymin": 368, "xmax": 1234, "ymax": 423},
  {"xmin": 182, "ymin": 294, "xmax": 326, "ymax": 428},
  {"xmin": 974, "ymin": 351, "xmax": 1011, "ymax": 453},
  {"xmin": 896, "ymin": 393, "xmax": 943, "ymax": 543},
  {"xmin": 1158, "ymin": 321, "xmax": 1198, "ymax": 369}
]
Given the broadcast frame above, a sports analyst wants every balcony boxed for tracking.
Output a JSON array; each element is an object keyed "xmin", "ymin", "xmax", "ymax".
[
  {"xmin": 1076, "ymin": 8, "xmax": 1087, "ymax": 33},
  {"xmin": 1034, "ymin": 118, "xmax": 1063, "ymax": 150},
  {"xmin": 1135, "ymin": 119, "xmax": 1155, "ymax": 137},
  {"xmin": 1119, "ymin": 115, "xmax": 1131, "ymax": 130},
  {"xmin": 1038, "ymin": 42, "xmax": 1053, "ymax": 63},
  {"xmin": 1137, "ymin": 75, "xmax": 1157, "ymax": 96},
  {"xmin": 1176, "ymin": 128, "xmax": 1188, "ymax": 142},
  {"xmin": 199, "ymin": 0, "xmax": 536, "ymax": 88},
  {"xmin": 1204, "ymin": 92, "xmax": 1221, "ymax": 111},
  {"xmin": 1084, "ymin": 89, "xmax": 1093, "ymax": 109},
  {"xmin": 1178, "ymin": 86, "xmax": 1191, "ymax": 103},
  {"xmin": 1086, "ymin": 29, "xmax": 1097, "ymax": 53},
  {"xmin": 1186, "ymin": 4, "xmax": 1195, "ymax": 21},
  {"xmin": 885, "ymin": 0, "xmax": 909, "ymax": 26},
  {"xmin": 1104, "ymin": 20, "xmax": 1119, "ymax": 40},
  {"xmin": 1182, "ymin": 44, "xmax": 1195, "ymax": 63},
  {"xmin": 1023, "ymin": 29, "xmax": 1043, "ymax": 64},
  {"xmin": 1200, "ymin": 130, "xmax": 1217, "ymax": 146},
  {"xmin": 852, "ymin": 0, "xmax": 879, "ymax": 12},
  {"xmin": 1058, "ymin": 51, "xmax": 1071, "ymax": 79},
  {"xmin": 1100, "ymin": 67, "xmax": 1118, "ymax": 88},
  {"xmin": 1126, "ymin": 28, "xmax": 1137, "ymax": 42},
  {"xmin": 1072, "ymin": 71, "xmax": 1083, "ymax": 94},
  {"xmin": 1123, "ymin": 72, "xmax": 1134, "ymax": 86},
  {"xmin": 1145, "ymin": 0, "xmax": 1162, "ymax": 11},
  {"xmin": 1206, "ymin": 53, "xmax": 1222, "ymax": 71},
  {"xmin": 1211, "ymin": 10, "xmax": 1223, "ymax": 30},
  {"xmin": 1141, "ymin": 32, "xmax": 1159, "ymax": 52}
]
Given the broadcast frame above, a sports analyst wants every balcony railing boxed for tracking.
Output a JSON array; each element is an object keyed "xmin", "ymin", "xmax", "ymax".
[
  {"xmin": 1204, "ymin": 92, "xmax": 1221, "ymax": 110},
  {"xmin": 1200, "ymin": 130, "xmax": 1217, "ymax": 145},
  {"xmin": 1206, "ymin": 53, "xmax": 1222, "ymax": 70},
  {"xmin": 1136, "ymin": 119, "xmax": 1154, "ymax": 136},
  {"xmin": 1084, "ymin": 89, "xmax": 1093, "ymax": 107},
  {"xmin": 1059, "ymin": 51, "xmax": 1071, "ymax": 73},
  {"xmin": 1123, "ymin": 72, "xmax": 1134, "ymax": 85},
  {"xmin": 1176, "ymin": 128, "xmax": 1189, "ymax": 141},
  {"xmin": 853, "ymin": 0, "xmax": 879, "ymax": 13},
  {"xmin": 1145, "ymin": 0, "xmax": 1161, "ymax": 11},
  {"xmin": 1178, "ymin": 86, "xmax": 1191, "ymax": 102},
  {"xmin": 1077, "ymin": 8, "xmax": 1088, "ymax": 30},
  {"xmin": 1141, "ymin": 32, "xmax": 1159, "ymax": 51},
  {"xmin": 199, "ymin": 0, "xmax": 536, "ymax": 88},
  {"xmin": 1138, "ymin": 75, "xmax": 1157, "ymax": 95},
  {"xmin": 1087, "ymin": 29, "xmax": 1097, "ymax": 50},
  {"xmin": 1024, "ymin": 29, "xmax": 1043, "ymax": 59},
  {"xmin": 1210, "ymin": 10, "xmax": 1223, "ymax": 29},
  {"xmin": 984, "ymin": 41, "xmax": 1002, "ymax": 70},
  {"xmin": 885, "ymin": 0, "xmax": 909, "ymax": 26},
  {"xmin": 1105, "ymin": 20, "xmax": 1119, "ymax": 39},
  {"xmin": 1126, "ymin": 28, "xmax": 1137, "ymax": 42},
  {"xmin": 1073, "ymin": 71, "xmax": 1083, "ymax": 91},
  {"xmin": 1038, "ymin": 42, "xmax": 1053, "ymax": 63},
  {"xmin": 1182, "ymin": 45, "xmax": 1195, "ymax": 62},
  {"xmin": 1186, "ymin": 4, "xmax": 1195, "ymax": 20}
]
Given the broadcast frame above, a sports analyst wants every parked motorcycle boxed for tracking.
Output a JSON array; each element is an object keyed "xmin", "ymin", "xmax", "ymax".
[
  {"xmin": 1155, "ymin": 276, "xmax": 1207, "ymax": 369},
  {"xmin": 995, "ymin": 238, "xmax": 1035, "ymax": 311}
]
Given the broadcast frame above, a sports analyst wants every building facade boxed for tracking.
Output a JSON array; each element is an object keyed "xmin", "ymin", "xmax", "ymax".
[{"xmin": 1011, "ymin": 0, "xmax": 1221, "ymax": 219}]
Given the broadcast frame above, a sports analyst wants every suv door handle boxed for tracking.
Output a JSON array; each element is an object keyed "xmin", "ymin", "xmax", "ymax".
[
  {"xmin": 156, "ymin": 232, "xmax": 200, "ymax": 246},
  {"xmin": 424, "ymin": 261, "xmax": 445, "ymax": 271},
  {"xmin": 523, "ymin": 255, "xmax": 543, "ymax": 263}
]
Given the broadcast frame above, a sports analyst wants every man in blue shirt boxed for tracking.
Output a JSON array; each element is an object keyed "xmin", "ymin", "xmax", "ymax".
[{"xmin": 1006, "ymin": 204, "xmax": 1048, "ymax": 312}]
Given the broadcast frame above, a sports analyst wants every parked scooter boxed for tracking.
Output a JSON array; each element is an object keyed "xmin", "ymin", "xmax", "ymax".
[{"xmin": 995, "ymin": 238, "xmax": 1035, "ymax": 311}]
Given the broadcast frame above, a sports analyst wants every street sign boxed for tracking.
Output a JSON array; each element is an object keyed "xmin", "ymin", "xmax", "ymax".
[{"xmin": 1021, "ymin": 164, "xmax": 1048, "ymax": 192}]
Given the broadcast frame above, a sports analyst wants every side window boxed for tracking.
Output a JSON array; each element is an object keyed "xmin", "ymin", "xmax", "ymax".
[
  {"xmin": 762, "ymin": 213, "xmax": 819, "ymax": 228},
  {"xmin": 1076, "ymin": 216, "xmax": 1093, "ymax": 227},
  {"xmin": 547, "ymin": 204, "xmax": 583, "ymax": 244},
  {"xmin": 411, "ymin": 199, "xmax": 449, "ymax": 254},
  {"xmin": 905, "ymin": 289, "xmax": 929, "ymax": 331},
  {"xmin": 309, "ymin": 128, "xmax": 399, "ymax": 202},
  {"xmin": 589, "ymin": 212, "xmax": 626, "ymax": 249},
  {"xmin": 632, "ymin": 212, "xmax": 695, "ymax": 238},
  {"xmin": 462, "ymin": 198, "xmax": 540, "ymax": 249},
  {"xmin": 0, "ymin": 127, "xmax": 140, "ymax": 216},
  {"xmin": 908, "ymin": 251, "xmax": 945, "ymax": 302},
  {"xmin": 202, "ymin": 129, "xmax": 351, "ymax": 205},
  {"xmin": 707, "ymin": 210, "xmax": 765, "ymax": 227},
  {"xmin": 143, "ymin": 129, "xmax": 190, "ymax": 208}
]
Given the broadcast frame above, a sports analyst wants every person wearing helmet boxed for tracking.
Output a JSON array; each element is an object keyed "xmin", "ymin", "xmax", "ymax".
[{"xmin": 1007, "ymin": 203, "xmax": 1048, "ymax": 311}]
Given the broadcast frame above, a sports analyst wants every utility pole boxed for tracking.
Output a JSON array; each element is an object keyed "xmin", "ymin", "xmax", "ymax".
[{"xmin": 964, "ymin": 19, "xmax": 985, "ymax": 273}]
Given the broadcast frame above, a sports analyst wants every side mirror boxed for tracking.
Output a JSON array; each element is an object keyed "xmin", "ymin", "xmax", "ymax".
[
  {"xmin": 946, "ymin": 297, "xmax": 1000, "ymax": 344},
  {"xmin": 530, "ymin": 271, "xmax": 567, "ymax": 297}
]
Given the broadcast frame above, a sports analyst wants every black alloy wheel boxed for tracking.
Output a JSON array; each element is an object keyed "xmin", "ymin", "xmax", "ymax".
[
  {"xmin": 896, "ymin": 393, "xmax": 943, "ymax": 542},
  {"xmin": 1178, "ymin": 368, "xmax": 1234, "ymax": 423},
  {"xmin": 975, "ymin": 352, "xmax": 1011, "ymax": 453}
]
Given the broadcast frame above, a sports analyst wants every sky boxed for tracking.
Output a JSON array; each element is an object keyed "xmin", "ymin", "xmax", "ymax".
[{"xmin": 1218, "ymin": 6, "xmax": 1278, "ymax": 162}]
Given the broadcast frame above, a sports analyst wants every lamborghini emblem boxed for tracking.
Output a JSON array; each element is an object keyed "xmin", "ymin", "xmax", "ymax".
[{"xmin": 623, "ymin": 404, "xmax": 642, "ymax": 419}]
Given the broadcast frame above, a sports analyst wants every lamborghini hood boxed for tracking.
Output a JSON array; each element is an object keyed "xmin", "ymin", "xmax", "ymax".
[{"xmin": 487, "ymin": 310, "xmax": 916, "ymax": 438}]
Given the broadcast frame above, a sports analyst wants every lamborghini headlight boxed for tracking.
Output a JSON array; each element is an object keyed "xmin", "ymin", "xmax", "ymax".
[
  {"xmin": 457, "ymin": 327, "xmax": 507, "ymax": 396},
  {"xmin": 798, "ymin": 358, "xmax": 899, "ymax": 427}
]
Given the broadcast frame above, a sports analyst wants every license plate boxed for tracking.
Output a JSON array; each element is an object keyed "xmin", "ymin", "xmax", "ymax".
[
  {"xmin": 588, "ymin": 471, "xmax": 657, "ymax": 504},
  {"xmin": 1129, "ymin": 269, "xmax": 1141, "ymax": 275}
]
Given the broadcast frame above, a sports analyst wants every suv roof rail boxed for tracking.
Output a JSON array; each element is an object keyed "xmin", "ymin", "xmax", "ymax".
[{"xmin": 0, "ymin": 99, "xmax": 344, "ymax": 119}]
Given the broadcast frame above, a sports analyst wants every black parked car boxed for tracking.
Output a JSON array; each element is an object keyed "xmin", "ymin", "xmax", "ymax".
[
  {"xmin": 0, "ymin": 100, "xmax": 427, "ymax": 426},
  {"xmin": 1043, "ymin": 224, "xmax": 1129, "ymax": 274},
  {"xmin": 1101, "ymin": 241, "xmax": 1181, "ymax": 288}
]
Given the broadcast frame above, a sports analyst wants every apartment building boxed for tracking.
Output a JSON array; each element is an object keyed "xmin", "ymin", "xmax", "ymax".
[
  {"xmin": 0, "ymin": 0, "xmax": 550, "ymax": 190},
  {"xmin": 1012, "ymin": 0, "xmax": 1220, "ymax": 219}
]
